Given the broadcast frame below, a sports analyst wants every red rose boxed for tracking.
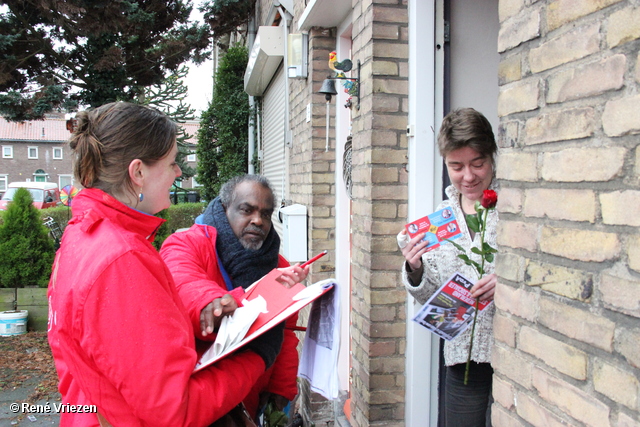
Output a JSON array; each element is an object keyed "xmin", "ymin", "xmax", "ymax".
[{"xmin": 480, "ymin": 189, "xmax": 498, "ymax": 209}]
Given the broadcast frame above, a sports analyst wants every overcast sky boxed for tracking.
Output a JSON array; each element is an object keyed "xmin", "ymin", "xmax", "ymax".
[
  {"xmin": 183, "ymin": 58, "xmax": 214, "ymax": 115},
  {"xmin": 183, "ymin": 2, "xmax": 215, "ymax": 115}
]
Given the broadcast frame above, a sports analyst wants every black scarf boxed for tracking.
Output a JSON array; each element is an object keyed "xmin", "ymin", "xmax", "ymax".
[{"xmin": 200, "ymin": 197, "xmax": 280, "ymax": 289}]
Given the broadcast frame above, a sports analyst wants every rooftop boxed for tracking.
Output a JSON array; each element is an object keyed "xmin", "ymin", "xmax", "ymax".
[{"xmin": 0, "ymin": 117, "xmax": 200, "ymax": 144}]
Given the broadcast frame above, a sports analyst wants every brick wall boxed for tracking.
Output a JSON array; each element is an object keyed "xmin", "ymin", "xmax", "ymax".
[
  {"xmin": 291, "ymin": 26, "xmax": 339, "ymax": 284},
  {"xmin": 348, "ymin": 1, "xmax": 409, "ymax": 426},
  {"xmin": 494, "ymin": 0, "xmax": 640, "ymax": 425}
]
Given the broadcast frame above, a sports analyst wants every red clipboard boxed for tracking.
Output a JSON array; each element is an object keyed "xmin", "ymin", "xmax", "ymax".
[
  {"xmin": 241, "ymin": 270, "xmax": 306, "ymax": 336},
  {"xmin": 194, "ymin": 270, "xmax": 334, "ymax": 372}
]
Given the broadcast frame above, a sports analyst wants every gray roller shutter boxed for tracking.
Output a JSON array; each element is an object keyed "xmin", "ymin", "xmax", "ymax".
[{"xmin": 260, "ymin": 65, "xmax": 286, "ymax": 246}]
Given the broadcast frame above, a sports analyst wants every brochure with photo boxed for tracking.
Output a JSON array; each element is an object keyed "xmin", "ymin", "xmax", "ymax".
[
  {"xmin": 412, "ymin": 272, "xmax": 492, "ymax": 341},
  {"xmin": 405, "ymin": 207, "xmax": 462, "ymax": 252}
]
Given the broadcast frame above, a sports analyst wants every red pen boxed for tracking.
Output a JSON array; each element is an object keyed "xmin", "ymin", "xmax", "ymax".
[{"xmin": 300, "ymin": 250, "xmax": 328, "ymax": 268}]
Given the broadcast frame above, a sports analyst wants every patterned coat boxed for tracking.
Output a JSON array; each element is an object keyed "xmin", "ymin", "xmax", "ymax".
[{"xmin": 402, "ymin": 184, "xmax": 498, "ymax": 366}]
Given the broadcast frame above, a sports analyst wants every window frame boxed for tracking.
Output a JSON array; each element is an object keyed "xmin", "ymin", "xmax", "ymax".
[
  {"xmin": 2, "ymin": 146, "xmax": 13, "ymax": 159},
  {"xmin": 58, "ymin": 174, "xmax": 73, "ymax": 189},
  {"xmin": 28, "ymin": 146, "xmax": 38, "ymax": 159}
]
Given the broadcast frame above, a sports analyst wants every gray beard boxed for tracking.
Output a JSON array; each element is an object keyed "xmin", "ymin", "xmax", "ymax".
[{"xmin": 240, "ymin": 238, "xmax": 264, "ymax": 251}]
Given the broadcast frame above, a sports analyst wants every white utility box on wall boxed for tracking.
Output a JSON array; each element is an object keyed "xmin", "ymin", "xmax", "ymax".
[{"xmin": 280, "ymin": 204, "xmax": 308, "ymax": 262}]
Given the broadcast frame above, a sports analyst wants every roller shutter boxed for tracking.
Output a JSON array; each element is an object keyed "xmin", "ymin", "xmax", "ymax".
[{"xmin": 260, "ymin": 65, "xmax": 287, "ymax": 246}]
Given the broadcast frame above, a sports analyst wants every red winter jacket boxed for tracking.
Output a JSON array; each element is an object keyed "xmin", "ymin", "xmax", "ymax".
[
  {"xmin": 160, "ymin": 224, "xmax": 300, "ymax": 417},
  {"xmin": 48, "ymin": 189, "xmax": 266, "ymax": 427}
]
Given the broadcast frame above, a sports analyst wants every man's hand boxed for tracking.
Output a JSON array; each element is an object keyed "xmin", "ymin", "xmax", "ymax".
[
  {"xmin": 200, "ymin": 294, "xmax": 238, "ymax": 336},
  {"xmin": 276, "ymin": 264, "xmax": 310, "ymax": 288}
]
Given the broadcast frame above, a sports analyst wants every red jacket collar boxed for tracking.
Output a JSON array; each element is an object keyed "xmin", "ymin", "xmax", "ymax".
[{"xmin": 70, "ymin": 188, "xmax": 165, "ymax": 241}]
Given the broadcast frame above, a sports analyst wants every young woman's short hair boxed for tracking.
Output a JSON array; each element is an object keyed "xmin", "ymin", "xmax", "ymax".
[{"xmin": 437, "ymin": 108, "xmax": 497, "ymax": 161}]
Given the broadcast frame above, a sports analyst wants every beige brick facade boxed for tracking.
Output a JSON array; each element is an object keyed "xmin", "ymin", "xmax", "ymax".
[
  {"xmin": 494, "ymin": 1, "xmax": 640, "ymax": 426},
  {"xmin": 349, "ymin": 3, "xmax": 408, "ymax": 425}
]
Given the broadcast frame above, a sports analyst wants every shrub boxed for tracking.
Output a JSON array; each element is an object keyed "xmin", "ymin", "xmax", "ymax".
[
  {"xmin": 0, "ymin": 205, "xmax": 70, "ymax": 227},
  {"xmin": 153, "ymin": 208, "xmax": 171, "ymax": 251},
  {"xmin": 166, "ymin": 202, "xmax": 207, "ymax": 231},
  {"xmin": 153, "ymin": 202, "xmax": 206, "ymax": 249},
  {"xmin": 0, "ymin": 201, "xmax": 207, "ymax": 253},
  {"xmin": 39, "ymin": 206, "xmax": 72, "ymax": 233},
  {"xmin": 0, "ymin": 188, "xmax": 55, "ymax": 288}
]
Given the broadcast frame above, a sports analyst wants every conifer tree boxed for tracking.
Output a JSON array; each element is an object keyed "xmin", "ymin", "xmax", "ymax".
[
  {"xmin": 143, "ymin": 65, "xmax": 198, "ymax": 180},
  {"xmin": 196, "ymin": 45, "xmax": 249, "ymax": 200},
  {"xmin": 0, "ymin": 0, "xmax": 211, "ymax": 121},
  {"xmin": 0, "ymin": 188, "xmax": 55, "ymax": 288}
]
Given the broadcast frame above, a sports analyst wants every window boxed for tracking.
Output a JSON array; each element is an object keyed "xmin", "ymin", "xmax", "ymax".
[
  {"xmin": 192, "ymin": 175, "xmax": 202, "ymax": 187},
  {"xmin": 187, "ymin": 153, "xmax": 196, "ymax": 162},
  {"xmin": 53, "ymin": 147, "xmax": 63, "ymax": 160},
  {"xmin": 28, "ymin": 147, "xmax": 38, "ymax": 159},
  {"xmin": 0, "ymin": 175, "xmax": 7, "ymax": 192},
  {"xmin": 59, "ymin": 175, "xmax": 73, "ymax": 189},
  {"xmin": 2, "ymin": 146, "xmax": 13, "ymax": 159}
]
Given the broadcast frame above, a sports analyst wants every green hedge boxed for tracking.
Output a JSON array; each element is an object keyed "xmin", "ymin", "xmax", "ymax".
[
  {"xmin": 153, "ymin": 202, "xmax": 208, "ymax": 249},
  {"xmin": 0, "ymin": 205, "xmax": 69, "ymax": 230},
  {"xmin": 0, "ymin": 202, "xmax": 207, "ymax": 249},
  {"xmin": 164, "ymin": 202, "xmax": 207, "ymax": 231}
]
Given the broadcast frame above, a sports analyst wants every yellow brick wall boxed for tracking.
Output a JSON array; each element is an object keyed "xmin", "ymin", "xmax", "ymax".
[
  {"xmin": 494, "ymin": 0, "xmax": 640, "ymax": 425},
  {"xmin": 347, "ymin": 1, "xmax": 409, "ymax": 426}
]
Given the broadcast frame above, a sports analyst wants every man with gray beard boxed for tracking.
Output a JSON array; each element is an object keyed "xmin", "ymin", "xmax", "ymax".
[{"xmin": 161, "ymin": 174, "xmax": 308, "ymax": 421}]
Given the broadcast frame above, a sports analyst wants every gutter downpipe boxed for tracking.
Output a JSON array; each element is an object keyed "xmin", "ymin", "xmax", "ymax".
[
  {"xmin": 248, "ymin": 19, "xmax": 257, "ymax": 175},
  {"xmin": 277, "ymin": 4, "xmax": 292, "ymax": 205}
]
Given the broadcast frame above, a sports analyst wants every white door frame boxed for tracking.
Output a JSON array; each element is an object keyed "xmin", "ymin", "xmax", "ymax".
[
  {"xmin": 335, "ymin": 14, "xmax": 353, "ymax": 395},
  {"xmin": 405, "ymin": 1, "xmax": 442, "ymax": 426}
]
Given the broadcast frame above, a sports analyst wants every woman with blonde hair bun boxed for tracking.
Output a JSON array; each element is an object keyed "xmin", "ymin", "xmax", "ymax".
[{"xmin": 48, "ymin": 102, "xmax": 284, "ymax": 426}]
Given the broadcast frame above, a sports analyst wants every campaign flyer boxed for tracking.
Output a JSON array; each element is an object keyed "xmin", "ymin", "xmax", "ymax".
[
  {"xmin": 405, "ymin": 207, "xmax": 462, "ymax": 252},
  {"xmin": 412, "ymin": 272, "xmax": 492, "ymax": 341}
]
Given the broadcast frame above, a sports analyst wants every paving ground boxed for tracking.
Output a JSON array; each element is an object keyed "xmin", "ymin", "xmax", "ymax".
[
  {"xmin": 0, "ymin": 332, "xmax": 60, "ymax": 426},
  {"xmin": 0, "ymin": 332, "xmax": 342, "ymax": 427}
]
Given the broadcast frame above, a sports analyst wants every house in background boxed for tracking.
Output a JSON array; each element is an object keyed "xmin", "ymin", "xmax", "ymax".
[
  {"xmin": 0, "ymin": 115, "xmax": 201, "ymax": 192},
  {"xmin": 0, "ymin": 116, "xmax": 74, "ymax": 192}
]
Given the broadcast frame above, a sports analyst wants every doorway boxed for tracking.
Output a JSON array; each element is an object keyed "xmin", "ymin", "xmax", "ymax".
[
  {"xmin": 405, "ymin": 0, "xmax": 499, "ymax": 425},
  {"xmin": 438, "ymin": 1, "xmax": 500, "ymax": 425}
]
